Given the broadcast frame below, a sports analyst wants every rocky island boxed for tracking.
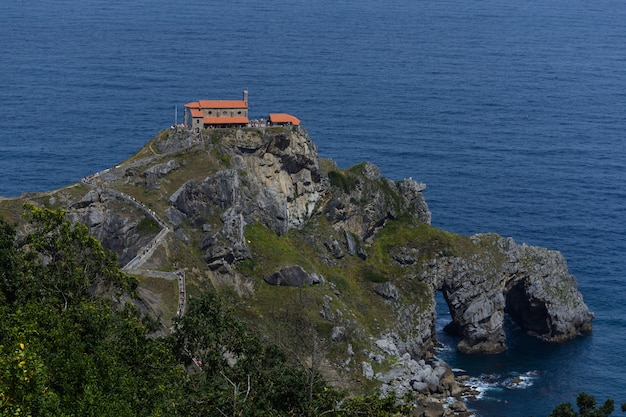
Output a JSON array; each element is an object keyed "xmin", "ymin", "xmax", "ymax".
[{"xmin": 0, "ymin": 125, "xmax": 593, "ymax": 416}]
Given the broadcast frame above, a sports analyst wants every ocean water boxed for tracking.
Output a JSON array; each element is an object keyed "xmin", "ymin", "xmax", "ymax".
[{"xmin": 1, "ymin": 0, "xmax": 625, "ymax": 415}]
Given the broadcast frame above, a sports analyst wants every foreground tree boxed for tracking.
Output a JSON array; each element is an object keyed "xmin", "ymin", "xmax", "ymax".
[
  {"xmin": 549, "ymin": 392, "xmax": 626, "ymax": 417},
  {"xmin": 1, "ymin": 207, "xmax": 411, "ymax": 416},
  {"xmin": 0, "ymin": 208, "xmax": 184, "ymax": 416},
  {"xmin": 173, "ymin": 292, "xmax": 325, "ymax": 416}
]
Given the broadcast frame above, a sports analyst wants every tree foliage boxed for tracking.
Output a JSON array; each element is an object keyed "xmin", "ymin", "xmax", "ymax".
[
  {"xmin": 549, "ymin": 393, "xmax": 625, "ymax": 417},
  {"xmin": 18, "ymin": 204, "xmax": 136, "ymax": 309},
  {"xmin": 0, "ymin": 207, "xmax": 180, "ymax": 417},
  {"xmin": 0, "ymin": 207, "xmax": 408, "ymax": 416},
  {"xmin": 173, "ymin": 292, "xmax": 333, "ymax": 416}
]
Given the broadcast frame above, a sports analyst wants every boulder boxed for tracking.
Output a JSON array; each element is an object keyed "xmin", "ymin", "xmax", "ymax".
[
  {"xmin": 373, "ymin": 282, "xmax": 401, "ymax": 301},
  {"xmin": 263, "ymin": 265, "xmax": 320, "ymax": 287}
]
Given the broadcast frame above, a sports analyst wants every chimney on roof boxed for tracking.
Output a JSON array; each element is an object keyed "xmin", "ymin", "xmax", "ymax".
[{"xmin": 243, "ymin": 89, "xmax": 248, "ymax": 104}]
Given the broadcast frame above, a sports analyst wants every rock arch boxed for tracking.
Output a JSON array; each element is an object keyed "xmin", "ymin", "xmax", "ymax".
[{"xmin": 428, "ymin": 235, "xmax": 593, "ymax": 354}]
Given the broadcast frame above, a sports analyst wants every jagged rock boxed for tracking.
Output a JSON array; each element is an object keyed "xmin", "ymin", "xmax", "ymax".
[
  {"xmin": 324, "ymin": 239, "xmax": 345, "ymax": 259},
  {"xmin": 373, "ymin": 282, "xmax": 401, "ymax": 301},
  {"xmin": 344, "ymin": 229, "xmax": 357, "ymax": 256},
  {"xmin": 86, "ymin": 205, "xmax": 105, "ymax": 227},
  {"xmin": 71, "ymin": 189, "xmax": 102, "ymax": 209},
  {"xmin": 391, "ymin": 246, "xmax": 420, "ymax": 265},
  {"xmin": 143, "ymin": 159, "xmax": 179, "ymax": 177},
  {"xmin": 166, "ymin": 207, "xmax": 186, "ymax": 227},
  {"xmin": 449, "ymin": 401, "xmax": 467, "ymax": 412},
  {"xmin": 142, "ymin": 160, "xmax": 179, "ymax": 191},
  {"xmin": 175, "ymin": 229, "xmax": 191, "ymax": 245},
  {"xmin": 375, "ymin": 338, "xmax": 399, "ymax": 356},
  {"xmin": 309, "ymin": 272, "xmax": 325, "ymax": 285},
  {"xmin": 324, "ymin": 169, "xmax": 431, "ymax": 241},
  {"xmin": 398, "ymin": 178, "xmax": 431, "ymax": 225},
  {"xmin": 422, "ymin": 234, "xmax": 593, "ymax": 354},
  {"xmin": 377, "ymin": 355, "xmax": 462, "ymax": 401},
  {"xmin": 331, "ymin": 326, "xmax": 346, "ymax": 342},
  {"xmin": 362, "ymin": 362, "xmax": 374, "ymax": 380},
  {"xmin": 263, "ymin": 265, "xmax": 319, "ymax": 287},
  {"xmin": 67, "ymin": 191, "xmax": 152, "ymax": 266},
  {"xmin": 503, "ymin": 242, "xmax": 594, "ymax": 342},
  {"xmin": 33, "ymin": 125, "xmax": 592, "ymax": 406}
]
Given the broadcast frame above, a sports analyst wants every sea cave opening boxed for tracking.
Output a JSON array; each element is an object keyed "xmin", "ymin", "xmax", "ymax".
[{"xmin": 434, "ymin": 283, "xmax": 550, "ymax": 356}]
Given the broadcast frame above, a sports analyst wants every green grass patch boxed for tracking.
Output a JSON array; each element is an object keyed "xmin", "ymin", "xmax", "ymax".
[
  {"xmin": 369, "ymin": 220, "xmax": 457, "ymax": 266},
  {"xmin": 265, "ymin": 126, "xmax": 288, "ymax": 135},
  {"xmin": 136, "ymin": 274, "xmax": 178, "ymax": 322},
  {"xmin": 206, "ymin": 129, "xmax": 233, "ymax": 144},
  {"xmin": 243, "ymin": 223, "xmax": 315, "ymax": 275},
  {"xmin": 136, "ymin": 217, "xmax": 160, "ymax": 234},
  {"xmin": 361, "ymin": 266, "xmax": 388, "ymax": 283},
  {"xmin": 346, "ymin": 162, "xmax": 369, "ymax": 175},
  {"xmin": 328, "ymin": 170, "xmax": 358, "ymax": 193},
  {"xmin": 211, "ymin": 148, "xmax": 231, "ymax": 167}
]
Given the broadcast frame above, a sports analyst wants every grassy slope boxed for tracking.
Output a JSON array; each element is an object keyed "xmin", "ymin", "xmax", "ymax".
[{"xmin": 0, "ymin": 127, "xmax": 508, "ymax": 392}]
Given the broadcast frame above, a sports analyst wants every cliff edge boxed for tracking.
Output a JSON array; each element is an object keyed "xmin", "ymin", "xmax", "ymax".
[{"xmin": 0, "ymin": 126, "xmax": 593, "ymax": 414}]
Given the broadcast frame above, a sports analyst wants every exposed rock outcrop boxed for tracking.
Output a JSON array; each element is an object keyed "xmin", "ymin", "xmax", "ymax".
[
  {"xmin": 168, "ymin": 128, "xmax": 326, "ymax": 270},
  {"xmin": 324, "ymin": 162, "xmax": 431, "ymax": 240},
  {"xmin": 67, "ymin": 189, "xmax": 155, "ymax": 265},
  {"xmin": 422, "ymin": 233, "xmax": 594, "ymax": 354},
  {"xmin": 10, "ymin": 125, "xmax": 593, "ymax": 414},
  {"xmin": 264, "ymin": 265, "xmax": 324, "ymax": 287}
]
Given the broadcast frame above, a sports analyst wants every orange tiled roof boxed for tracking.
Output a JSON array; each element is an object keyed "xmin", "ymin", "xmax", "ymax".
[
  {"xmin": 198, "ymin": 100, "xmax": 248, "ymax": 109},
  {"xmin": 269, "ymin": 113, "xmax": 300, "ymax": 125},
  {"xmin": 190, "ymin": 109, "xmax": 204, "ymax": 118},
  {"xmin": 185, "ymin": 100, "xmax": 248, "ymax": 109},
  {"xmin": 203, "ymin": 116, "xmax": 249, "ymax": 125}
]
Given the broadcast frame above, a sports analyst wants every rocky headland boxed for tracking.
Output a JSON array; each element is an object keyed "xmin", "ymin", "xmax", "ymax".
[{"xmin": 0, "ymin": 126, "xmax": 593, "ymax": 416}]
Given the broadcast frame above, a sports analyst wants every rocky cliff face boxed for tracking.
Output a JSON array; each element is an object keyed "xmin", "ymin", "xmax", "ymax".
[
  {"xmin": 422, "ymin": 234, "xmax": 593, "ymax": 354},
  {"xmin": 4, "ymin": 125, "xmax": 593, "ymax": 415}
]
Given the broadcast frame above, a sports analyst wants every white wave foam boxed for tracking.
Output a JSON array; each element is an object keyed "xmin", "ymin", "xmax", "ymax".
[
  {"xmin": 462, "ymin": 375, "xmax": 501, "ymax": 400},
  {"xmin": 461, "ymin": 370, "xmax": 539, "ymax": 401},
  {"xmin": 505, "ymin": 370, "xmax": 539, "ymax": 389},
  {"xmin": 435, "ymin": 344, "xmax": 454, "ymax": 353}
]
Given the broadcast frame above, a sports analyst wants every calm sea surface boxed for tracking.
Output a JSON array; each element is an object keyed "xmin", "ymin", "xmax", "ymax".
[{"xmin": 1, "ymin": 0, "xmax": 625, "ymax": 415}]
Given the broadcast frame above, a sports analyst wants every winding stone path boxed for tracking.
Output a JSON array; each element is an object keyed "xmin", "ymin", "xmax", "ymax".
[{"xmin": 81, "ymin": 168, "xmax": 187, "ymax": 316}]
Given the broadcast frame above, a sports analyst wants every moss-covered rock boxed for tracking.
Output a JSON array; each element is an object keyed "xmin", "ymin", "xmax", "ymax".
[{"xmin": 0, "ymin": 125, "xmax": 593, "ymax": 412}]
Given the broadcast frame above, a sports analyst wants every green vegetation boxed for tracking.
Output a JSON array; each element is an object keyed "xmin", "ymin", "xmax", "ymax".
[
  {"xmin": 328, "ymin": 170, "xmax": 357, "ymax": 193},
  {"xmin": 136, "ymin": 217, "xmax": 160, "ymax": 235},
  {"xmin": 211, "ymin": 147, "xmax": 231, "ymax": 167},
  {"xmin": 362, "ymin": 267, "xmax": 388, "ymax": 283},
  {"xmin": 549, "ymin": 393, "xmax": 626, "ymax": 417},
  {"xmin": 0, "ymin": 207, "xmax": 411, "ymax": 416}
]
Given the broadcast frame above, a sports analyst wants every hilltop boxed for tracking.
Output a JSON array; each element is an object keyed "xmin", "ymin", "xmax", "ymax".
[{"xmin": 0, "ymin": 125, "xmax": 593, "ymax": 416}]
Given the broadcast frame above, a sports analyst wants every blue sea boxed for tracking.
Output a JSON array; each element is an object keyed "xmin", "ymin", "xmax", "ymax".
[{"xmin": 1, "ymin": 0, "xmax": 625, "ymax": 415}]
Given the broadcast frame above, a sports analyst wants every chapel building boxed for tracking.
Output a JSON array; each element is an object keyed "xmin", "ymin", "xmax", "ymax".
[
  {"xmin": 184, "ymin": 90, "xmax": 249, "ymax": 129},
  {"xmin": 184, "ymin": 90, "xmax": 300, "ymax": 129}
]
